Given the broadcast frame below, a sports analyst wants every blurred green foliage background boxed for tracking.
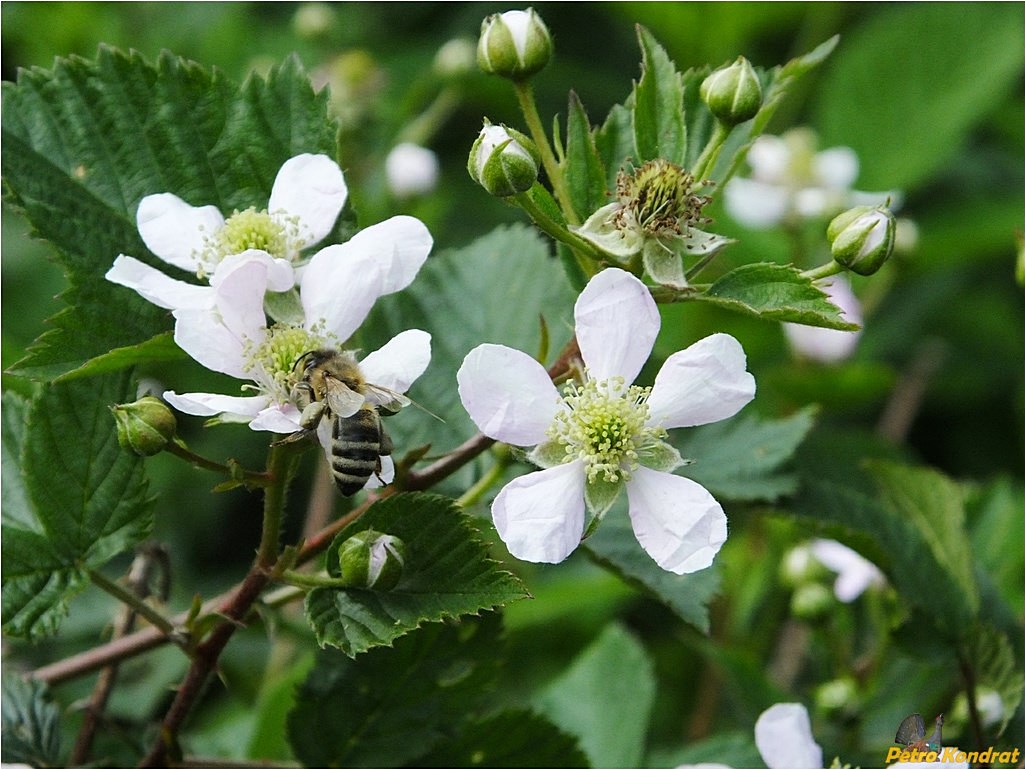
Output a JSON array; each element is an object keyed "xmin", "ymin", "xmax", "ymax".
[{"xmin": 2, "ymin": 2, "xmax": 1023, "ymax": 766}]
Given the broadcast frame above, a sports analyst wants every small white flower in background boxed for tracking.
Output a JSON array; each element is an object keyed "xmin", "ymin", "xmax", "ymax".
[
  {"xmin": 386, "ymin": 143, "xmax": 440, "ymax": 199},
  {"xmin": 724, "ymin": 128, "xmax": 900, "ymax": 229},
  {"xmin": 756, "ymin": 703, "xmax": 824, "ymax": 769},
  {"xmin": 162, "ymin": 215, "xmax": 432, "ymax": 435},
  {"xmin": 783, "ymin": 276, "xmax": 863, "ymax": 363},
  {"xmin": 809, "ymin": 538, "xmax": 886, "ymax": 603},
  {"xmin": 106, "ymin": 153, "xmax": 348, "ymax": 309},
  {"xmin": 457, "ymin": 268, "xmax": 756, "ymax": 574}
]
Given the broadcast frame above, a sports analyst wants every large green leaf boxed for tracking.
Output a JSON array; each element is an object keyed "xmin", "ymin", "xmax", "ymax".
[
  {"xmin": 1, "ymin": 371, "xmax": 153, "ymax": 638},
  {"xmin": 813, "ymin": 4, "xmax": 1024, "ymax": 190},
  {"xmin": 287, "ymin": 612, "xmax": 503, "ymax": 768},
  {"xmin": 697, "ymin": 262, "xmax": 859, "ymax": 330},
  {"xmin": 304, "ymin": 493, "xmax": 528, "ymax": 656},
  {"xmin": 1, "ymin": 675, "xmax": 62, "ymax": 768},
  {"xmin": 680, "ymin": 405, "xmax": 819, "ymax": 502},
  {"xmin": 1, "ymin": 47, "xmax": 342, "ymax": 380},
  {"xmin": 963, "ymin": 623, "xmax": 1023, "ymax": 738},
  {"xmin": 632, "ymin": 25, "xmax": 686, "ymax": 166},
  {"xmin": 533, "ymin": 623, "xmax": 656, "ymax": 768},
  {"xmin": 412, "ymin": 709, "xmax": 589, "ymax": 768}
]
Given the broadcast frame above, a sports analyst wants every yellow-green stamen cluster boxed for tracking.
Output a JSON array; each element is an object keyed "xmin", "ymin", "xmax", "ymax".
[
  {"xmin": 242, "ymin": 324, "xmax": 329, "ymax": 403},
  {"xmin": 548, "ymin": 375, "xmax": 664, "ymax": 483},
  {"xmin": 615, "ymin": 159, "xmax": 710, "ymax": 236},
  {"xmin": 198, "ymin": 207, "xmax": 301, "ymax": 278}
]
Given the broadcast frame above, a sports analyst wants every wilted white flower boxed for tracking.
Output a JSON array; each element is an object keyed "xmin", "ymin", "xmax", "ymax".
[{"xmin": 457, "ymin": 268, "xmax": 755, "ymax": 573}]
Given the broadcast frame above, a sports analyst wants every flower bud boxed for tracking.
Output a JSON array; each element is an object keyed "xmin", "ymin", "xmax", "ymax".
[
  {"xmin": 790, "ymin": 582, "xmax": 834, "ymax": 621},
  {"xmin": 386, "ymin": 143, "xmax": 439, "ymax": 199},
  {"xmin": 110, "ymin": 396, "xmax": 177, "ymax": 456},
  {"xmin": 815, "ymin": 677, "xmax": 859, "ymax": 716},
  {"xmin": 700, "ymin": 56, "xmax": 762, "ymax": 126},
  {"xmin": 477, "ymin": 8, "xmax": 552, "ymax": 80},
  {"xmin": 337, "ymin": 530, "xmax": 407, "ymax": 591},
  {"xmin": 828, "ymin": 205, "xmax": 896, "ymax": 276},
  {"xmin": 468, "ymin": 122, "xmax": 539, "ymax": 196}
]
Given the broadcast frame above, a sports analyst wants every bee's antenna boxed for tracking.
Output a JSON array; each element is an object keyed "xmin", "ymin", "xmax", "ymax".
[{"xmin": 291, "ymin": 350, "xmax": 316, "ymax": 372}]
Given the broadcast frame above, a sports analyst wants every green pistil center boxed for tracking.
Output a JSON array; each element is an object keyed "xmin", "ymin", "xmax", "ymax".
[
  {"xmin": 615, "ymin": 159, "xmax": 710, "ymax": 236},
  {"xmin": 242, "ymin": 324, "xmax": 329, "ymax": 403},
  {"xmin": 548, "ymin": 375, "xmax": 663, "ymax": 483},
  {"xmin": 198, "ymin": 207, "xmax": 300, "ymax": 278}
]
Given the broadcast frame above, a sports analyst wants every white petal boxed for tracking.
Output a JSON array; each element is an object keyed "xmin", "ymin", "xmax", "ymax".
[
  {"xmin": 783, "ymin": 276, "xmax": 862, "ymax": 363},
  {"xmin": 342, "ymin": 215, "xmax": 433, "ymax": 294},
  {"xmin": 268, "ymin": 154, "xmax": 348, "ymax": 249},
  {"xmin": 625, "ymin": 468, "xmax": 727, "ymax": 574},
  {"xmin": 575, "ymin": 268, "xmax": 659, "ymax": 383},
  {"xmin": 300, "ymin": 245, "xmax": 384, "ymax": 343},
  {"xmin": 163, "ymin": 391, "xmax": 270, "ymax": 419},
  {"xmin": 137, "ymin": 193, "xmax": 223, "ymax": 272},
  {"xmin": 172, "ymin": 307, "xmax": 249, "ymax": 379},
  {"xmin": 364, "ymin": 455, "xmax": 395, "ymax": 489},
  {"xmin": 647, "ymin": 334, "xmax": 756, "ymax": 429},
  {"xmin": 106, "ymin": 255, "xmax": 213, "ymax": 310},
  {"xmin": 746, "ymin": 135, "xmax": 790, "ymax": 183},
  {"xmin": 755, "ymin": 703, "xmax": 823, "ymax": 769},
  {"xmin": 249, "ymin": 402, "xmax": 304, "ymax": 433},
  {"xmin": 359, "ymin": 329, "xmax": 431, "ymax": 394},
  {"xmin": 814, "ymin": 146, "xmax": 859, "ymax": 189},
  {"xmin": 723, "ymin": 178, "xmax": 790, "ymax": 229},
  {"xmin": 456, "ymin": 344, "xmax": 560, "ymax": 446},
  {"xmin": 492, "ymin": 463, "xmax": 587, "ymax": 563},
  {"xmin": 386, "ymin": 143, "xmax": 439, "ymax": 198},
  {"xmin": 809, "ymin": 539, "xmax": 885, "ymax": 603},
  {"xmin": 212, "ymin": 250, "xmax": 296, "ymax": 293}
]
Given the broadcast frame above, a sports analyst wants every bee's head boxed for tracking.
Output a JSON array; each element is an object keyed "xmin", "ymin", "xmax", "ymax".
[{"xmin": 293, "ymin": 349, "xmax": 333, "ymax": 373}]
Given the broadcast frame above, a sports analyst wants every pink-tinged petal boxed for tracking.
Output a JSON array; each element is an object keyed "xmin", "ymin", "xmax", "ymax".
[
  {"xmin": 647, "ymin": 334, "xmax": 756, "ymax": 429},
  {"xmin": 341, "ymin": 215, "xmax": 432, "ymax": 294},
  {"xmin": 456, "ymin": 344, "xmax": 560, "ymax": 446},
  {"xmin": 301, "ymin": 245, "xmax": 384, "ymax": 343},
  {"xmin": 249, "ymin": 402, "xmax": 304, "ymax": 433},
  {"xmin": 575, "ymin": 268, "xmax": 659, "ymax": 383},
  {"xmin": 755, "ymin": 703, "xmax": 823, "ymax": 769},
  {"xmin": 163, "ymin": 391, "xmax": 270, "ymax": 419},
  {"xmin": 268, "ymin": 154, "xmax": 348, "ymax": 249},
  {"xmin": 492, "ymin": 462, "xmax": 586, "ymax": 563},
  {"xmin": 723, "ymin": 177, "xmax": 790, "ymax": 229},
  {"xmin": 137, "ymin": 193, "xmax": 223, "ymax": 272},
  {"xmin": 625, "ymin": 467, "xmax": 727, "ymax": 574},
  {"xmin": 106, "ymin": 255, "xmax": 213, "ymax": 310},
  {"xmin": 359, "ymin": 330, "xmax": 431, "ymax": 394},
  {"xmin": 213, "ymin": 250, "xmax": 295, "ymax": 293}
]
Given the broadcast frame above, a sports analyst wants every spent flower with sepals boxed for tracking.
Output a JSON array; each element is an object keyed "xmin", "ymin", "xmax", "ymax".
[
  {"xmin": 572, "ymin": 159, "xmax": 733, "ymax": 288},
  {"xmin": 106, "ymin": 154, "xmax": 348, "ymax": 310},
  {"xmin": 162, "ymin": 216, "xmax": 432, "ymax": 447},
  {"xmin": 457, "ymin": 268, "xmax": 755, "ymax": 573}
]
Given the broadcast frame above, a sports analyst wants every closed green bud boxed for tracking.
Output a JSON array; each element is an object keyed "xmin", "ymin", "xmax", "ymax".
[
  {"xmin": 815, "ymin": 677, "xmax": 860, "ymax": 716},
  {"xmin": 700, "ymin": 56, "xmax": 762, "ymax": 126},
  {"xmin": 338, "ymin": 530, "xmax": 407, "ymax": 591},
  {"xmin": 828, "ymin": 205, "xmax": 896, "ymax": 275},
  {"xmin": 477, "ymin": 8, "xmax": 552, "ymax": 80},
  {"xmin": 790, "ymin": 582, "xmax": 834, "ymax": 620},
  {"xmin": 111, "ymin": 396, "xmax": 176, "ymax": 456},
  {"xmin": 468, "ymin": 122, "xmax": 539, "ymax": 196}
]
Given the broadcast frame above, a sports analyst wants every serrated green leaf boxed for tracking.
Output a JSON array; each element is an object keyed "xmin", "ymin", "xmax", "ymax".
[
  {"xmin": 304, "ymin": 493, "xmax": 528, "ymax": 656},
  {"xmin": 287, "ymin": 613, "xmax": 503, "ymax": 768},
  {"xmin": 682, "ymin": 66, "xmax": 716, "ymax": 171},
  {"xmin": 412, "ymin": 708, "xmax": 590, "ymax": 769},
  {"xmin": 595, "ymin": 101, "xmax": 634, "ymax": 190},
  {"xmin": 679, "ymin": 405, "xmax": 818, "ymax": 502},
  {"xmin": 563, "ymin": 91, "xmax": 608, "ymax": 221},
  {"xmin": 1, "ymin": 391, "xmax": 33, "ymax": 531},
  {"xmin": 583, "ymin": 513, "xmax": 720, "ymax": 632},
  {"xmin": 632, "ymin": 26, "xmax": 686, "ymax": 165},
  {"xmin": 1, "ymin": 371, "xmax": 153, "ymax": 638},
  {"xmin": 533, "ymin": 623, "xmax": 655, "ymax": 768},
  {"xmin": 2, "ymin": 47, "xmax": 340, "ymax": 380},
  {"xmin": 52, "ymin": 331, "xmax": 186, "ymax": 383},
  {"xmin": 813, "ymin": 4, "xmax": 1022, "ymax": 189},
  {"xmin": 1, "ymin": 675, "xmax": 62, "ymax": 767},
  {"xmin": 865, "ymin": 461, "xmax": 979, "ymax": 622},
  {"xmin": 698, "ymin": 262, "xmax": 859, "ymax": 330}
]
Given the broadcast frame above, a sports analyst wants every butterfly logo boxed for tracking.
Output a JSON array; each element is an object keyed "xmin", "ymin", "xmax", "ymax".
[{"xmin": 894, "ymin": 713, "xmax": 944, "ymax": 752}]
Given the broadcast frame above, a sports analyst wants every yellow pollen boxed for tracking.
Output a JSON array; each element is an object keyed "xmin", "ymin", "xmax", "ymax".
[
  {"xmin": 615, "ymin": 159, "xmax": 711, "ymax": 236},
  {"xmin": 197, "ymin": 207, "xmax": 301, "ymax": 277},
  {"xmin": 242, "ymin": 324, "xmax": 328, "ymax": 402}
]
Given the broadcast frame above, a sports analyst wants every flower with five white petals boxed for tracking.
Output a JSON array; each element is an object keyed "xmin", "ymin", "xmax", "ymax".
[
  {"xmin": 106, "ymin": 154, "xmax": 348, "ymax": 310},
  {"xmin": 162, "ymin": 215, "xmax": 432, "ymax": 436},
  {"xmin": 456, "ymin": 268, "xmax": 756, "ymax": 574}
]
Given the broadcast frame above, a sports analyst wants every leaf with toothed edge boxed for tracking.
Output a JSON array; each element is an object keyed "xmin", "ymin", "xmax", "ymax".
[{"xmin": 304, "ymin": 492, "xmax": 529, "ymax": 656}]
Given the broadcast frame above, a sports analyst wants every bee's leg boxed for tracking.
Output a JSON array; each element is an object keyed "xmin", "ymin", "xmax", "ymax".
[
  {"xmin": 297, "ymin": 399, "xmax": 327, "ymax": 431},
  {"xmin": 271, "ymin": 387, "xmax": 325, "ymax": 446}
]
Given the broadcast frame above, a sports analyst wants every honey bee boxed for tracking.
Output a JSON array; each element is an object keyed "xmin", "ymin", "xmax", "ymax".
[{"xmin": 280, "ymin": 349, "xmax": 410, "ymax": 496}]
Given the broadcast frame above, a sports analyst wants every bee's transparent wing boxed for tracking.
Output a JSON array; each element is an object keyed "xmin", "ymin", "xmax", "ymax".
[
  {"xmin": 323, "ymin": 376, "xmax": 367, "ymax": 417},
  {"xmin": 364, "ymin": 383, "xmax": 411, "ymax": 415}
]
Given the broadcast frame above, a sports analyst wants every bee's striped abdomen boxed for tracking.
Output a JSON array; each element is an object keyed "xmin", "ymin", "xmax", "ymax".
[{"xmin": 330, "ymin": 407, "xmax": 382, "ymax": 496}]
